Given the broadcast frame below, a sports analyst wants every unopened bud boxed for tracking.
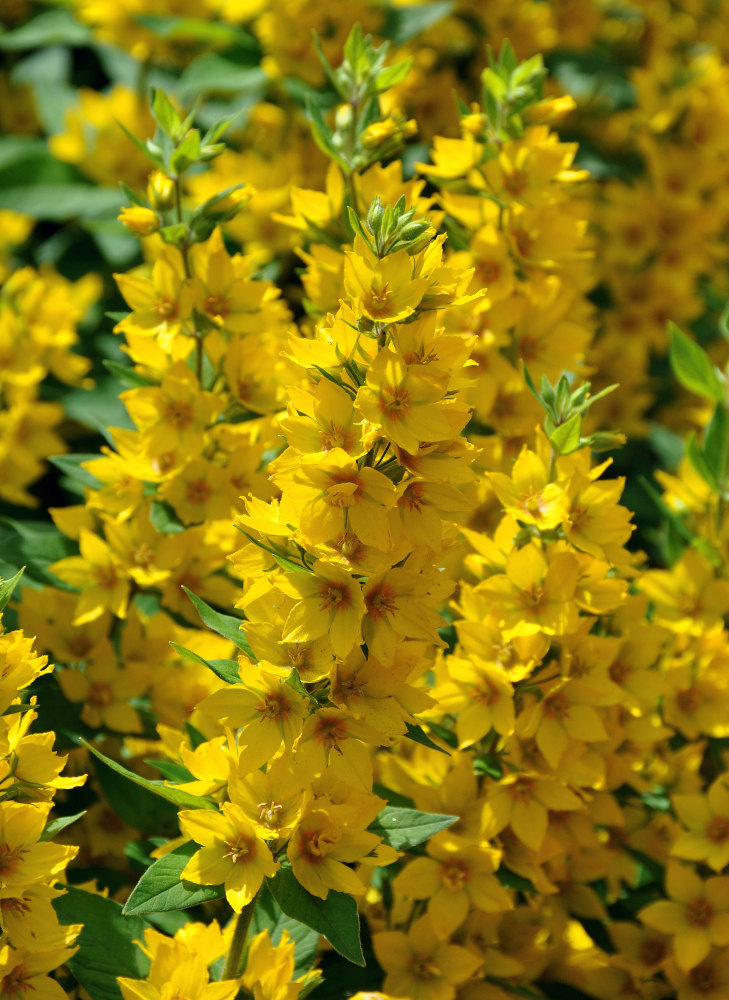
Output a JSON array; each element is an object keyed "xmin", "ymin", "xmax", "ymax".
[
  {"xmin": 118, "ymin": 205, "xmax": 160, "ymax": 236},
  {"xmin": 147, "ymin": 170, "xmax": 175, "ymax": 210}
]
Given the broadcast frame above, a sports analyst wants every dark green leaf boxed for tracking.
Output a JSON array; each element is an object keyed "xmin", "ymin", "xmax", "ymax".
[
  {"xmin": 103, "ymin": 359, "xmax": 156, "ymax": 387},
  {"xmin": 669, "ymin": 322, "xmax": 724, "ymax": 401},
  {"xmin": 703, "ymin": 403, "xmax": 729, "ymax": 487},
  {"xmin": 123, "ymin": 841, "xmax": 225, "ymax": 915},
  {"xmin": 41, "ymin": 811, "xmax": 86, "ymax": 841},
  {"xmin": 48, "ymin": 455, "xmax": 102, "ymax": 489},
  {"xmin": 182, "ymin": 587, "xmax": 253, "ymax": 656},
  {"xmin": 149, "ymin": 500, "xmax": 186, "ymax": 534},
  {"xmin": 0, "ymin": 9, "xmax": 91, "ymax": 49},
  {"xmin": 0, "ymin": 567, "xmax": 24, "ymax": 615},
  {"xmin": 169, "ymin": 640, "xmax": 241, "ymax": 685},
  {"xmin": 0, "ymin": 518, "xmax": 76, "ymax": 588},
  {"xmin": 381, "ymin": 1, "xmax": 453, "ymax": 44},
  {"xmin": 250, "ymin": 885, "xmax": 320, "ymax": 977},
  {"xmin": 53, "ymin": 886, "xmax": 150, "ymax": 1000},
  {"xmin": 93, "ymin": 756, "xmax": 180, "ymax": 835},
  {"xmin": 367, "ymin": 806, "xmax": 457, "ymax": 851},
  {"xmin": 81, "ymin": 739, "xmax": 217, "ymax": 810},
  {"xmin": 497, "ymin": 866, "xmax": 536, "ymax": 893},
  {"xmin": 267, "ymin": 867, "xmax": 364, "ymax": 966},
  {"xmin": 404, "ymin": 721, "xmax": 450, "ymax": 755},
  {"xmin": 0, "ymin": 184, "xmax": 123, "ymax": 221}
]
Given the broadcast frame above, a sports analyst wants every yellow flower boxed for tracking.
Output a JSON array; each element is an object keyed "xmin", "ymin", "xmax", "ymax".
[
  {"xmin": 489, "ymin": 447, "xmax": 567, "ymax": 530},
  {"xmin": 476, "ymin": 543, "xmax": 579, "ymax": 640},
  {"xmin": 344, "ymin": 236, "xmax": 429, "ymax": 323},
  {"xmin": 198, "ymin": 667, "xmax": 308, "ymax": 771},
  {"xmin": 280, "ymin": 561, "xmax": 365, "ymax": 659},
  {"xmin": 672, "ymin": 780, "xmax": 729, "ymax": 871},
  {"xmin": 0, "ymin": 801, "xmax": 77, "ymax": 888},
  {"xmin": 49, "ymin": 529, "xmax": 130, "ymax": 624},
  {"xmin": 288, "ymin": 805, "xmax": 382, "ymax": 900},
  {"xmin": 0, "ymin": 940, "xmax": 79, "ymax": 1000},
  {"xmin": 179, "ymin": 803, "xmax": 278, "ymax": 913},
  {"xmin": 373, "ymin": 914, "xmax": 481, "ymax": 1000},
  {"xmin": 640, "ymin": 861, "xmax": 729, "ymax": 970},
  {"xmin": 434, "ymin": 656, "xmax": 515, "ymax": 748},
  {"xmin": 394, "ymin": 840, "xmax": 511, "ymax": 937},
  {"xmin": 481, "ymin": 772, "xmax": 583, "ymax": 852}
]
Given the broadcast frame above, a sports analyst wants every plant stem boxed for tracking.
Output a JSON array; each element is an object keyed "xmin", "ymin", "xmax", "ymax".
[
  {"xmin": 222, "ymin": 888, "xmax": 261, "ymax": 981},
  {"xmin": 173, "ymin": 175, "xmax": 203, "ymax": 383}
]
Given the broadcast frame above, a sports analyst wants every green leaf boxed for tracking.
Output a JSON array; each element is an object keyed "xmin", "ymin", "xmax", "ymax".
[
  {"xmin": 305, "ymin": 94, "xmax": 350, "ymax": 172},
  {"xmin": 151, "ymin": 88, "xmax": 182, "ymax": 138},
  {"xmin": 668, "ymin": 322, "xmax": 724, "ymax": 401},
  {"xmin": 123, "ymin": 841, "xmax": 225, "ymax": 915},
  {"xmin": 178, "ymin": 55, "xmax": 266, "ymax": 99},
  {"xmin": 381, "ymin": 1, "xmax": 453, "ymax": 44},
  {"xmin": 182, "ymin": 586, "xmax": 254, "ymax": 656},
  {"xmin": 0, "ymin": 518, "xmax": 76, "ymax": 588},
  {"xmin": 103, "ymin": 359, "xmax": 156, "ymax": 388},
  {"xmin": 0, "ymin": 567, "xmax": 24, "ymax": 615},
  {"xmin": 81, "ymin": 739, "xmax": 217, "ymax": 810},
  {"xmin": 267, "ymin": 867, "xmax": 364, "ymax": 966},
  {"xmin": 136, "ymin": 14, "xmax": 249, "ymax": 45},
  {"xmin": 367, "ymin": 806, "xmax": 457, "ymax": 850},
  {"xmin": 497, "ymin": 866, "xmax": 536, "ymax": 893},
  {"xmin": 404, "ymin": 721, "xmax": 450, "ymax": 755},
  {"xmin": 169, "ymin": 129, "xmax": 201, "ymax": 176},
  {"xmin": 375, "ymin": 57, "xmax": 413, "ymax": 93},
  {"xmin": 549, "ymin": 412, "xmax": 582, "ymax": 455},
  {"xmin": 0, "ymin": 184, "xmax": 123, "ymax": 220},
  {"xmin": 250, "ymin": 885, "xmax": 320, "ymax": 977},
  {"xmin": 0, "ymin": 9, "xmax": 91, "ymax": 49},
  {"xmin": 703, "ymin": 403, "xmax": 729, "ymax": 488},
  {"xmin": 686, "ymin": 433, "xmax": 719, "ymax": 491},
  {"xmin": 92, "ymin": 755, "xmax": 180, "ymax": 836},
  {"xmin": 41, "ymin": 810, "xmax": 86, "ymax": 841},
  {"xmin": 48, "ymin": 454, "xmax": 103, "ymax": 490},
  {"xmin": 169, "ymin": 640, "xmax": 241, "ymax": 685},
  {"xmin": 149, "ymin": 500, "xmax": 186, "ymax": 534},
  {"xmin": 53, "ymin": 886, "xmax": 150, "ymax": 1000},
  {"xmin": 145, "ymin": 759, "xmax": 195, "ymax": 782}
]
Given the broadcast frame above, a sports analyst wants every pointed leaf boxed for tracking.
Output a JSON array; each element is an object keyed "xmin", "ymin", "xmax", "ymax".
[
  {"xmin": 182, "ymin": 587, "xmax": 254, "ymax": 657},
  {"xmin": 53, "ymin": 886, "xmax": 150, "ymax": 1000},
  {"xmin": 80, "ymin": 739, "xmax": 217, "ymax": 810},
  {"xmin": 123, "ymin": 841, "xmax": 225, "ymax": 915},
  {"xmin": 669, "ymin": 322, "xmax": 724, "ymax": 401},
  {"xmin": 367, "ymin": 806, "xmax": 457, "ymax": 850},
  {"xmin": 169, "ymin": 640, "xmax": 242, "ymax": 684},
  {"xmin": 267, "ymin": 867, "xmax": 364, "ymax": 966},
  {"xmin": 0, "ymin": 567, "xmax": 24, "ymax": 615}
]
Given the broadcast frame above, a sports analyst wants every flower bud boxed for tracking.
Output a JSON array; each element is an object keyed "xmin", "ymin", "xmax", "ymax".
[
  {"xmin": 147, "ymin": 171, "xmax": 175, "ymax": 211},
  {"xmin": 118, "ymin": 206, "xmax": 160, "ymax": 236}
]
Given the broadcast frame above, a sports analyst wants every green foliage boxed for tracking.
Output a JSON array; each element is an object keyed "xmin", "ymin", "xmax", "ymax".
[
  {"xmin": 182, "ymin": 586, "xmax": 255, "ymax": 656},
  {"xmin": 668, "ymin": 322, "xmax": 725, "ymax": 401},
  {"xmin": 367, "ymin": 806, "xmax": 458, "ymax": 850},
  {"xmin": 267, "ymin": 867, "xmax": 365, "ymax": 966},
  {"xmin": 81, "ymin": 739, "xmax": 217, "ymax": 810},
  {"xmin": 123, "ymin": 841, "xmax": 225, "ymax": 914},
  {"xmin": 53, "ymin": 887, "xmax": 151, "ymax": 1000}
]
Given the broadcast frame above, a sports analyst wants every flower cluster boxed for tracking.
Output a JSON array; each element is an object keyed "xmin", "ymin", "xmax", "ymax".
[
  {"xmin": 0, "ymin": 575, "xmax": 86, "ymax": 1000},
  {"xmin": 0, "ymin": 244, "xmax": 97, "ymax": 507}
]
